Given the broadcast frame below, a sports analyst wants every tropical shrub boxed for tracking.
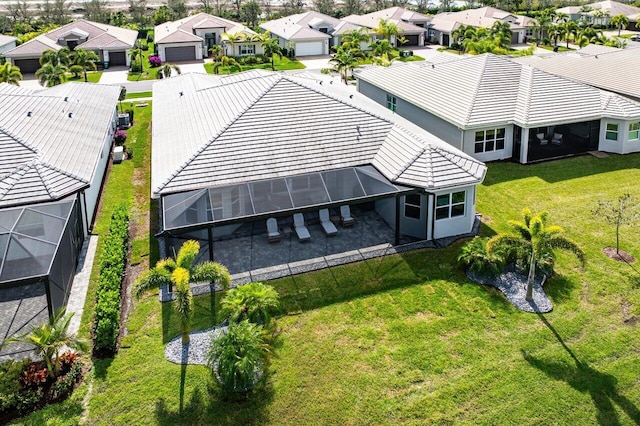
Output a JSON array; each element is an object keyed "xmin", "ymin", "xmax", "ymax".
[
  {"xmin": 221, "ymin": 282, "xmax": 280, "ymax": 326},
  {"xmin": 130, "ymin": 62, "xmax": 142, "ymax": 73},
  {"xmin": 148, "ymin": 55, "xmax": 162, "ymax": 67},
  {"xmin": 457, "ymin": 237, "xmax": 504, "ymax": 278},
  {"xmin": 114, "ymin": 129, "xmax": 127, "ymax": 145},
  {"xmin": 92, "ymin": 204, "xmax": 129, "ymax": 355}
]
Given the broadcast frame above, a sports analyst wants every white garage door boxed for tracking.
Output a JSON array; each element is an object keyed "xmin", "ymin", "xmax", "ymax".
[{"xmin": 294, "ymin": 41, "xmax": 324, "ymax": 56}]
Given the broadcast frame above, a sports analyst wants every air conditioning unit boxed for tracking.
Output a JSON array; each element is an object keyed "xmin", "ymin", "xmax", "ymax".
[{"xmin": 118, "ymin": 113, "xmax": 130, "ymax": 129}]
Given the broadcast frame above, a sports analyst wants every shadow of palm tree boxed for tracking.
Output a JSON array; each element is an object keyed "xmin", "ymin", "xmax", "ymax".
[{"xmin": 521, "ymin": 314, "xmax": 640, "ymax": 425}]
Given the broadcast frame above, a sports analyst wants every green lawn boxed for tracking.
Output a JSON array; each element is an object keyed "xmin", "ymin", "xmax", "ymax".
[
  {"xmin": 204, "ymin": 56, "xmax": 305, "ymax": 75},
  {"xmin": 127, "ymin": 43, "xmax": 159, "ymax": 82},
  {"xmin": 68, "ymin": 71, "xmax": 102, "ymax": 83},
  {"xmin": 125, "ymin": 91, "xmax": 152, "ymax": 99}
]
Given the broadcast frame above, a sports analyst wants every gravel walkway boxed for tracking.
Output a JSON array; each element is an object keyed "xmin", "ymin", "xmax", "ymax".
[
  {"xmin": 164, "ymin": 326, "xmax": 227, "ymax": 365},
  {"xmin": 468, "ymin": 269, "xmax": 553, "ymax": 313}
]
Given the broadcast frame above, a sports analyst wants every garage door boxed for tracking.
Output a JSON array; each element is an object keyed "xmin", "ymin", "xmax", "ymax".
[
  {"xmin": 13, "ymin": 58, "xmax": 41, "ymax": 74},
  {"xmin": 294, "ymin": 41, "xmax": 324, "ymax": 56},
  {"xmin": 165, "ymin": 46, "xmax": 196, "ymax": 62},
  {"xmin": 109, "ymin": 51, "xmax": 126, "ymax": 65},
  {"xmin": 403, "ymin": 35, "xmax": 420, "ymax": 46}
]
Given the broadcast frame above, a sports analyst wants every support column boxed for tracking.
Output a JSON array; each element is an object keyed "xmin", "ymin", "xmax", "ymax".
[
  {"xmin": 44, "ymin": 277, "xmax": 54, "ymax": 320},
  {"xmin": 395, "ymin": 195, "xmax": 401, "ymax": 246},
  {"xmin": 208, "ymin": 227, "xmax": 214, "ymax": 262}
]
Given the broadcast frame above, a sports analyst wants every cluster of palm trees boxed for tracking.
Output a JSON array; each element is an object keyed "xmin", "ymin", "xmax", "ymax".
[
  {"xmin": 451, "ymin": 21, "xmax": 514, "ymax": 54},
  {"xmin": 0, "ymin": 62, "xmax": 23, "ymax": 85},
  {"xmin": 210, "ymin": 31, "xmax": 283, "ymax": 74},
  {"xmin": 35, "ymin": 47, "xmax": 100, "ymax": 87}
]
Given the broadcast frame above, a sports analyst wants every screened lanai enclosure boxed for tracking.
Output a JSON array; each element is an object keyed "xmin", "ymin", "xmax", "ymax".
[
  {"xmin": 0, "ymin": 197, "xmax": 83, "ymax": 360},
  {"xmin": 160, "ymin": 166, "xmax": 421, "ymax": 279}
]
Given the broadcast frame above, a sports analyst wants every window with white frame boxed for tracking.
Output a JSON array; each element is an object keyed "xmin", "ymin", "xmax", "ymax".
[
  {"xmin": 240, "ymin": 44, "xmax": 255, "ymax": 55},
  {"xmin": 404, "ymin": 193, "xmax": 421, "ymax": 219},
  {"xmin": 606, "ymin": 122, "xmax": 619, "ymax": 141},
  {"xmin": 435, "ymin": 191, "xmax": 465, "ymax": 220},
  {"xmin": 386, "ymin": 94, "xmax": 396, "ymax": 112},
  {"xmin": 474, "ymin": 128, "xmax": 505, "ymax": 153},
  {"xmin": 629, "ymin": 122, "xmax": 639, "ymax": 140}
]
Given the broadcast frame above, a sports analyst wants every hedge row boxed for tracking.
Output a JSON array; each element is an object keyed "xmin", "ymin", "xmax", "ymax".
[{"xmin": 92, "ymin": 204, "xmax": 129, "ymax": 356}]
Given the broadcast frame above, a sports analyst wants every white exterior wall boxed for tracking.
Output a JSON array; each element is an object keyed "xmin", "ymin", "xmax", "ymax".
[
  {"xmin": 599, "ymin": 118, "xmax": 640, "ymax": 154},
  {"xmin": 461, "ymin": 126, "xmax": 513, "ymax": 162},
  {"xmin": 432, "ymin": 185, "xmax": 477, "ymax": 240},
  {"xmin": 157, "ymin": 42, "xmax": 203, "ymax": 62},
  {"xmin": 194, "ymin": 27, "xmax": 226, "ymax": 42},
  {"xmin": 224, "ymin": 42, "xmax": 264, "ymax": 56}
]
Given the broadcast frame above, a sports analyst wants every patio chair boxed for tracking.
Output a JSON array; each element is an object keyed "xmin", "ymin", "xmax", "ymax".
[
  {"xmin": 319, "ymin": 209, "xmax": 337, "ymax": 236},
  {"xmin": 536, "ymin": 133, "xmax": 548, "ymax": 145},
  {"xmin": 293, "ymin": 213, "xmax": 311, "ymax": 242},
  {"xmin": 340, "ymin": 205, "xmax": 355, "ymax": 228},
  {"xmin": 551, "ymin": 133, "xmax": 563, "ymax": 145},
  {"xmin": 266, "ymin": 217, "xmax": 280, "ymax": 243}
]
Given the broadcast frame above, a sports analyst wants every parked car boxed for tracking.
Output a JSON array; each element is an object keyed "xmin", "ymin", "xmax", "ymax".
[{"xmin": 631, "ymin": 35, "xmax": 640, "ymax": 42}]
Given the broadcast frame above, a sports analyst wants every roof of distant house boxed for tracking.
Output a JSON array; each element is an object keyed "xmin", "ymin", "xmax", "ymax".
[
  {"xmin": 155, "ymin": 13, "xmax": 245, "ymax": 44},
  {"xmin": 151, "ymin": 71, "xmax": 486, "ymax": 197},
  {"xmin": 260, "ymin": 11, "xmax": 338, "ymax": 41},
  {"xmin": 429, "ymin": 6, "xmax": 536, "ymax": 32},
  {"xmin": 342, "ymin": 7, "xmax": 429, "ymax": 34},
  {"xmin": 0, "ymin": 83, "xmax": 120, "ymax": 208},
  {"xmin": 0, "ymin": 34, "xmax": 17, "ymax": 47},
  {"xmin": 556, "ymin": 0, "xmax": 640, "ymax": 17},
  {"xmin": 356, "ymin": 53, "xmax": 640, "ymax": 129},
  {"xmin": 4, "ymin": 20, "xmax": 137, "ymax": 58}
]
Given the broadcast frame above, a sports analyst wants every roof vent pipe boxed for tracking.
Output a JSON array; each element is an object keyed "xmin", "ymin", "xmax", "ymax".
[
  {"xmin": 27, "ymin": 111, "xmax": 32, "ymax": 117},
  {"xmin": 68, "ymin": 112, "xmax": 73, "ymax": 118},
  {"xmin": 64, "ymin": 96, "xmax": 68, "ymax": 101}
]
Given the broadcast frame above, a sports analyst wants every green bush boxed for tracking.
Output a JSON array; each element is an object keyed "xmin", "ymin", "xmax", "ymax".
[
  {"xmin": 457, "ymin": 237, "xmax": 504, "ymax": 278},
  {"xmin": 92, "ymin": 204, "xmax": 129, "ymax": 356},
  {"xmin": 0, "ymin": 358, "xmax": 32, "ymax": 415},
  {"xmin": 130, "ymin": 63, "xmax": 142, "ymax": 73}
]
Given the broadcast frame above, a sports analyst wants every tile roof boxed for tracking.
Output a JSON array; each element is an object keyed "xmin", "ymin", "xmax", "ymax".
[
  {"xmin": 260, "ymin": 13, "xmax": 334, "ymax": 41},
  {"xmin": 155, "ymin": 13, "xmax": 242, "ymax": 44},
  {"xmin": 152, "ymin": 72, "xmax": 486, "ymax": 197},
  {"xmin": 355, "ymin": 53, "xmax": 640, "ymax": 129},
  {"xmin": 0, "ymin": 35, "xmax": 17, "ymax": 47},
  {"xmin": 342, "ymin": 9, "xmax": 427, "ymax": 34},
  {"xmin": 430, "ymin": 6, "xmax": 535, "ymax": 32},
  {"xmin": 557, "ymin": 0, "xmax": 640, "ymax": 17},
  {"xmin": 0, "ymin": 82, "xmax": 120, "ymax": 207}
]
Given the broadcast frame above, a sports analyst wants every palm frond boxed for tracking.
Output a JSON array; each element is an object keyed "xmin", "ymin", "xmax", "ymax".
[
  {"xmin": 507, "ymin": 220, "xmax": 531, "ymax": 239},
  {"xmin": 176, "ymin": 240, "xmax": 200, "ymax": 269},
  {"xmin": 133, "ymin": 267, "xmax": 172, "ymax": 299},
  {"xmin": 191, "ymin": 262, "xmax": 231, "ymax": 290},
  {"xmin": 546, "ymin": 236, "xmax": 586, "ymax": 265}
]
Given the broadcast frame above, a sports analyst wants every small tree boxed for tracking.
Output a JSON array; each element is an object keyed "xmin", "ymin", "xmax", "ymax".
[
  {"xmin": 118, "ymin": 85, "xmax": 127, "ymax": 112},
  {"xmin": 610, "ymin": 14, "xmax": 629, "ymax": 37},
  {"xmin": 221, "ymin": 282, "xmax": 280, "ymax": 327},
  {"xmin": 458, "ymin": 237, "xmax": 504, "ymax": 278},
  {"xmin": 592, "ymin": 193, "xmax": 640, "ymax": 255},
  {"xmin": 156, "ymin": 62, "xmax": 181, "ymax": 79}
]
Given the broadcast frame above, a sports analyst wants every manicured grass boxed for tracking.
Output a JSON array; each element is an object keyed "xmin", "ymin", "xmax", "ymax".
[
  {"xmin": 127, "ymin": 43, "xmax": 158, "ymax": 81},
  {"xmin": 68, "ymin": 71, "xmax": 102, "ymax": 83},
  {"xmin": 81, "ymin": 153, "xmax": 640, "ymax": 424},
  {"xmin": 398, "ymin": 54, "xmax": 425, "ymax": 62},
  {"xmin": 125, "ymin": 91, "xmax": 152, "ymax": 99},
  {"xmin": 204, "ymin": 56, "xmax": 305, "ymax": 74}
]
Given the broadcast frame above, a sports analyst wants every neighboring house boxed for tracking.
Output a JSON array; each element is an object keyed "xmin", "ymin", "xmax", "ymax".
[
  {"xmin": 0, "ymin": 35, "xmax": 17, "ymax": 55},
  {"xmin": 155, "ymin": 13, "xmax": 262, "ymax": 62},
  {"xmin": 556, "ymin": 1, "xmax": 640, "ymax": 28},
  {"xmin": 429, "ymin": 7, "xmax": 536, "ymax": 46},
  {"xmin": 343, "ymin": 6, "xmax": 430, "ymax": 46},
  {"xmin": 355, "ymin": 53, "xmax": 640, "ymax": 164},
  {"xmin": 514, "ymin": 44, "xmax": 640, "ymax": 102},
  {"xmin": 0, "ymin": 82, "xmax": 120, "ymax": 361},
  {"xmin": 260, "ymin": 11, "xmax": 338, "ymax": 56},
  {"xmin": 152, "ymin": 71, "xmax": 486, "ymax": 270},
  {"xmin": 3, "ymin": 20, "xmax": 137, "ymax": 73}
]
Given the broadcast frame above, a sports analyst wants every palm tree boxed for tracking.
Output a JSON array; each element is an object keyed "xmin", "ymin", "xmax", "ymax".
[
  {"xmin": 260, "ymin": 32, "xmax": 281, "ymax": 71},
  {"xmin": 129, "ymin": 47, "xmax": 143, "ymax": 72},
  {"xmin": 40, "ymin": 47, "xmax": 71, "ymax": 67},
  {"xmin": 0, "ymin": 62, "xmax": 23, "ymax": 85},
  {"xmin": 222, "ymin": 32, "xmax": 244, "ymax": 56},
  {"xmin": 549, "ymin": 23, "xmax": 566, "ymax": 47},
  {"xmin": 491, "ymin": 21, "xmax": 512, "ymax": 48},
  {"xmin": 156, "ymin": 62, "xmax": 181, "ymax": 79},
  {"xmin": 36, "ymin": 62, "xmax": 69, "ymax": 87},
  {"xmin": 208, "ymin": 319, "xmax": 270, "ymax": 393},
  {"xmin": 375, "ymin": 19, "xmax": 402, "ymax": 46},
  {"xmin": 212, "ymin": 55, "xmax": 242, "ymax": 74},
  {"xmin": 564, "ymin": 21, "xmax": 579, "ymax": 48},
  {"xmin": 134, "ymin": 240, "xmax": 231, "ymax": 344},
  {"xmin": 342, "ymin": 27, "xmax": 370, "ymax": 50},
  {"xmin": 369, "ymin": 39, "xmax": 394, "ymax": 57},
  {"xmin": 71, "ymin": 48, "xmax": 99, "ymax": 82},
  {"xmin": 221, "ymin": 282, "xmax": 280, "ymax": 326},
  {"xmin": 330, "ymin": 45, "xmax": 363, "ymax": 84},
  {"xmin": 487, "ymin": 208, "xmax": 584, "ymax": 302},
  {"xmin": 2, "ymin": 308, "xmax": 87, "ymax": 379},
  {"xmin": 209, "ymin": 44, "xmax": 223, "ymax": 59},
  {"xmin": 610, "ymin": 14, "xmax": 629, "ymax": 36}
]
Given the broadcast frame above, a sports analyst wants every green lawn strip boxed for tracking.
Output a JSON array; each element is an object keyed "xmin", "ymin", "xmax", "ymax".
[
  {"xmin": 68, "ymin": 72, "xmax": 102, "ymax": 83},
  {"xmin": 83, "ymin": 152, "xmax": 640, "ymax": 425},
  {"xmin": 125, "ymin": 91, "xmax": 152, "ymax": 99},
  {"xmin": 203, "ymin": 56, "xmax": 305, "ymax": 74}
]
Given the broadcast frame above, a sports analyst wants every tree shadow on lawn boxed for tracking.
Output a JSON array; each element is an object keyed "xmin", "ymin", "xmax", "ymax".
[
  {"xmin": 522, "ymin": 314, "xmax": 640, "ymax": 426},
  {"xmin": 93, "ymin": 357, "xmax": 114, "ymax": 380},
  {"xmin": 544, "ymin": 274, "xmax": 579, "ymax": 305},
  {"xmin": 162, "ymin": 290, "xmax": 221, "ymax": 344},
  {"xmin": 483, "ymin": 154, "xmax": 640, "ymax": 186}
]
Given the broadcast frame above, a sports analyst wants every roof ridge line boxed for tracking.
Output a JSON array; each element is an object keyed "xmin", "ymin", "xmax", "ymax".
[
  {"xmin": 0, "ymin": 125, "xmax": 39, "ymax": 155},
  {"xmin": 462, "ymin": 55, "xmax": 490, "ymax": 125},
  {"xmin": 34, "ymin": 162, "xmax": 55, "ymax": 199},
  {"xmin": 393, "ymin": 144, "xmax": 425, "ymax": 181},
  {"xmin": 518, "ymin": 65, "xmax": 534, "ymax": 123},
  {"xmin": 0, "ymin": 163, "xmax": 31, "ymax": 199},
  {"xmin": 38, "ymin": 161, "xmax": 89, "ymax": 185}
]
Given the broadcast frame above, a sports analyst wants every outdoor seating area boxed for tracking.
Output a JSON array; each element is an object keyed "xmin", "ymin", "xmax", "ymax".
[{"xmin": 528, "ymin": 121, "xmax": 599, "ymax": 162}]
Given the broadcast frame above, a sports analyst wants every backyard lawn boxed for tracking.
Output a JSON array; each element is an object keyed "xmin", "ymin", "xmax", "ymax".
[{"xmin": 13, "ymin": 113, "xmax": 640, "ymax": 425}]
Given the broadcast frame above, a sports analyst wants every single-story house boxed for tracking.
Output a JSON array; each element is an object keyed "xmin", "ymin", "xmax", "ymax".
[
  {"xmin": 3, "ymin": 20, "xmax": 137, "ymax": 72},
  {"xmin": 152, "ymin": 71, "xmax": 486, "ymax": 272},
  {"xmin": 155, "ymin": 13, "xmax": 262, "ymax": 62},
  {"xmin": 355, "ymin": 53, "xmax": 640, "ymax": 164},
  {"xmin": 343, "ymin": 6, "xmax": 430, "ymax": 46},
  {"xmin": 556, "ymin": 1, "xmax": 640, "ymax": 28},
  {"xmin": 429, "ymin": 7, "xmax": 536, "ymax": 46},
  {"xmin": 514, "ymin": 44, "xmax": 640, "ymax": 102},
  {"xmin": 260, "ymin": 11, "xmax": 337, "ymax": 56},
  {"xmin": 0, "ymin": 35, "xmax": 17, "ymax": 55},
  {"xmin": 0, "ymin": 82, "xmax": 120, "ymax": 361}
]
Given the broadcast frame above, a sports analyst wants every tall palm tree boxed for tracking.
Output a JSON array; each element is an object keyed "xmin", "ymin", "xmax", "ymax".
[
  {"xmin": 375, "ymin": 19, "xmax": 402, "ymax": 46},
  {"xmin": 260, "ymin": 32, "xmax": 281, "ymax": 71},
  {"xmin": 342, "ymin": 27, "xmax": 370, "ymax": 50},
  {"xmin": 71, "ymin": 48, "xmax": 99, "ymax": 82},
  {"xmin": 610, "ymin": 14, "xmax": 629, "ymax": 36},
  {"xmin": 209, "ymin": 44, "xmax": 223, "ymax": 59},
  {"xmin": 564, "ymin": 20, "xmax": 579, "ymax": 48},
  {"xmin": 134, "ymin": 240, "xmax": 231, "ymax": 344},
  {"xmin": 40, "ymin": 47, "xmax": 71, "ymax": 67},
  {"xmin": 2, "ymin": 308, "xmax": 87, "ymax": 379},
  {"xmin": 491, "ymin": 20, "xmax": 512, "ymax": 48},
  {"xmin": 36, "ymin": 62, "xmax": 69, "ymax": 87},
  {"xmin": 208, "ymin": 319, "xmax": 269, "ymax": 393},
  {"xmin": 212, "ymin": 55, "xmax": 242, "ymax": 74},
  {"xmin": 221, "ymin": 282, "xmax": 280, "ymax": 326},
  {"xmin": 222, "ymin": 32, "xmax": 244, "ymax": 56},
  {"xmin": 330, "ymin": 45, "xmax": 363, "ymax": 84},
  {"xmin": 369, "ymin": 39, "xmax": 394, "ymax": 57},
  {"xmin": 487, "ymin": 208, "xmax": 584, "ymax": 302},
  {"xmin": 156, "ymin": 62, "xmax": 181, "ymax": 79},
  {"xmin": 0, "ymin": 62, "xmax": 23, "ymax": 85}
]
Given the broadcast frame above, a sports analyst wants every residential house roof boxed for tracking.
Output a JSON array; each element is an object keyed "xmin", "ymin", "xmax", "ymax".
[
  {"xmin": 513, "ymin": 45, "xmax": 640, "ymax": 101},
  {"xmin": 4, "ymin": 20, "xmax": 137, "ymax": 58},
  {"xmin": 355, "ymin": 53, "xmax": 640, "ymax": 129},
  {"xmin": 0, "ymin": 83, "xmax": 120, "ymax": 208},
  {"xmin": 557, "ymin": 1, "xmax": 640, "ymax": 18},
  {"xmin": 342, "ymin": 7, "xmax": 428, "ymax": 34},
  {"xmin": 155, "ymin": 13, "xmax": 242, "ymax": 44},
  {"xmin": 151, "ymin": 71, "xmax": 486, "ymax": 198},
  {"xmin": 260, "ymin": 12, "xmax": 337, "ymax": 41},
  {"xmin": 430, "ymin": 6, "xmax": 535, "ymax": 33},
  {"xmin": 0, "ymin": 34, "xmax": 17, "ymax": 48}
]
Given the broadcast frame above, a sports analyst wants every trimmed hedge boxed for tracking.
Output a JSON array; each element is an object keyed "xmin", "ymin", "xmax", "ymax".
[{"xmin": 92, "ymin": 204, "xmax": 129, "ymax": 356}]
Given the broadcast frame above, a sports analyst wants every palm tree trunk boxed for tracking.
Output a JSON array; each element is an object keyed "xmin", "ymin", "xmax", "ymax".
[
  {"xmin": 84, "ymin": 68, "xmax": 88, "ymax": 82},
  {"xmin": 526, "ymin": 250, "xmax": 536, "ymax": 302}
]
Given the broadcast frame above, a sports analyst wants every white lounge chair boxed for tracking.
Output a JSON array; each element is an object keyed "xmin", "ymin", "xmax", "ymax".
[
  {"xmin": 266, "ymin": 217, "xmax": 280, "ymax": 243},
  {"xmin": 536, "ymin": 133, "xmax": 548, "ymax": 145},
  {"xmin": 551, "ymin": 133, "xmax": 563, "ymax": 145},
  {"xmin": 319, "ymin": 209, "xmax": 337, "ymax": 236},
  {"xmin": 340, "ymin": 205, "xmax": 354, "ymax": 228},
  {"xmin": 293, "ymin": 213, "xmax": 311, "ymax": 242}
]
